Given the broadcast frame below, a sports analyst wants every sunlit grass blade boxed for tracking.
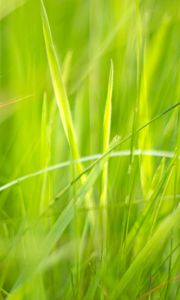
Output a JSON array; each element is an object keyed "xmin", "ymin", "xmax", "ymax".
[
  {"xmin": 101, "ymin": 60, "xmax": 114, "ymax": 207},
  {"xmin": 41, "ymin": 0, "xmax": 82, "ymax": 174},
  {"xmin": 100, "ymin": 60, "xmax": 113, "ymax": 254}
]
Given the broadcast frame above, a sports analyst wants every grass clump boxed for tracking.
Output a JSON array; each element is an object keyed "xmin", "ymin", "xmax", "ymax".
[{"xmin": 0, "ymin": 0, "xmax": 179, "ymax": 299}]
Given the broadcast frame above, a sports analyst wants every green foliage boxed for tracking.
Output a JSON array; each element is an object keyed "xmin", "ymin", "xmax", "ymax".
[{"xmin": 0, "ymin": 0, "xmax": 179, "ymax": 299}]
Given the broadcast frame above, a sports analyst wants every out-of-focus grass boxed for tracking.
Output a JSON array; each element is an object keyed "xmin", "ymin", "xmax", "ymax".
[{"xmin": 0, "ymin": 0, "xmax": 179, "ymax": 299}]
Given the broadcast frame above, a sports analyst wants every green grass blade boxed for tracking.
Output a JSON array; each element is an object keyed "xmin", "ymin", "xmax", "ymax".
[
  {"xmin": 100, "ymin": 60, "xmax": 114, "ymax": 254},
  {"xmin": 41, "ymin": 0, "xmax": 82, "ymax": 174},
  {"xmin": 100, "ymin": 60, "xmax": 114, "ymax": 207}
]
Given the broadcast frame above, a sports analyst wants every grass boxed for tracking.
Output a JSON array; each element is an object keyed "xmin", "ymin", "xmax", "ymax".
[{"xmin": 0, "ymin": 0, "xmax": 180, "ymax": 299}]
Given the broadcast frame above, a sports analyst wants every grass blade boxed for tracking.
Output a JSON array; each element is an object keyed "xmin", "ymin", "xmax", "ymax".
[
  {"xmin": 101, "ymin": 60, "xmax": 114, "ymax": 207},
  {"xmin": 100, "ymin": 60, "xmax": 114, "ymax": 254},
  {"xmin": 41, "ymin": 0, "xmax": 82, "ymax": 174}
]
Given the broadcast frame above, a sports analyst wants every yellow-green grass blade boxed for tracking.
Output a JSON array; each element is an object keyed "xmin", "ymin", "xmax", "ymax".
[
  {"xmin": 41, "ymin": 0, "xmax": 82, "ymax": 174},
  {"xmin": 100, "ymin": 60, "xmax": 114, "ymax": 207},
  {"xmin": 100, "ymin": 60, "xmax": 114, "ymax": 254}
]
